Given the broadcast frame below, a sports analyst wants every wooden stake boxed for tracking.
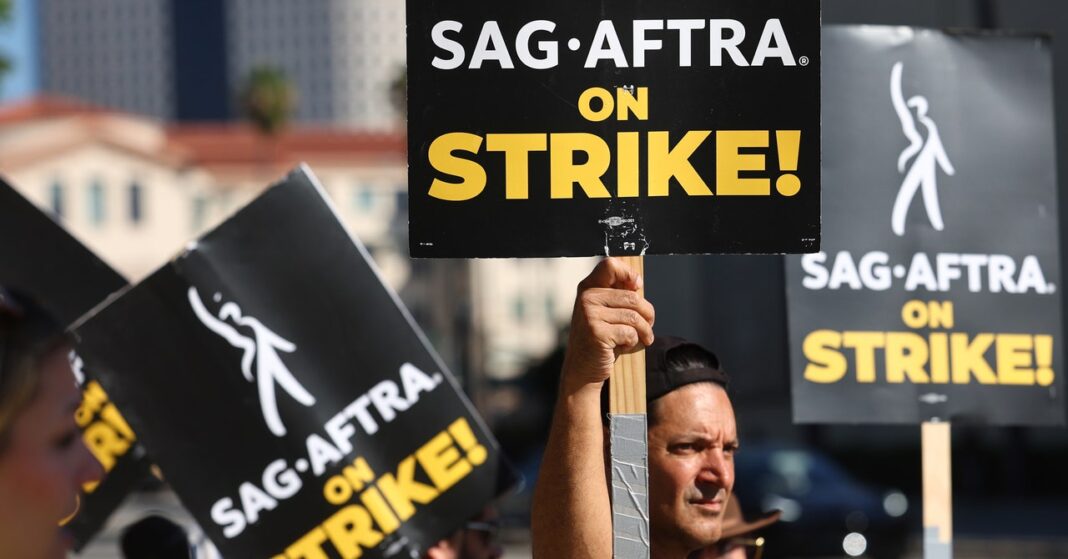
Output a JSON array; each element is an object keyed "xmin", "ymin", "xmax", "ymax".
[
  {"xmin": 922, "ymin": 421, "xmax": 952, "ymax": 559},
  {"xmin": 610, "ymin": 256, "xmax": 646, "ymax": 415},
  {"xmin": 608, "ymin": 255, "xmax": 649, "ymax": 559}
]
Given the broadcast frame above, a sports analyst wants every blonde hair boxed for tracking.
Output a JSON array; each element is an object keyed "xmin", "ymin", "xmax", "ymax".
[{"xmin": 0, "ymin": 290, "xmax": 68, "ymax": 453}]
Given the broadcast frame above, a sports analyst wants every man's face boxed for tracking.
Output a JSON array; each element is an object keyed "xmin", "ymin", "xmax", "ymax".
[{"xmin": 647, "ymin": 382, "xmax": 737, "ymax": 558}]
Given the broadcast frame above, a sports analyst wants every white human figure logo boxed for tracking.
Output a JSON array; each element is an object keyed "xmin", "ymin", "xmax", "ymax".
[
  {"xmin": 188, "ymin": 287, "xmax": 316, "ymax": 437},
  {"xmin": 890, "ymin": 61, "xmax": 955, "ymax": 237}
]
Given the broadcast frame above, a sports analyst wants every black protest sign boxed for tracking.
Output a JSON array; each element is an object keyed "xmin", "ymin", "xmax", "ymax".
[
  {"xmin": 70, "ymin": 167, "xmax": 515, "ymax": 558},
  {"xmin": 407, "ymin": 0, "xmax": 820, "ymax": 257},
  {"xmin": 786, "ymin": 27, "xmax": 1063, "ymax": 425},
  {"xmin": 0, "ymin": 178, "xmax": 151, "ymax": 549}
]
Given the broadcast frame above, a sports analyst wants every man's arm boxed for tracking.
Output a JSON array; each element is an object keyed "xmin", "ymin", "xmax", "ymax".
[{"xmin": 531, "ymin": 258, "xmax": 655, "ymax": 559}]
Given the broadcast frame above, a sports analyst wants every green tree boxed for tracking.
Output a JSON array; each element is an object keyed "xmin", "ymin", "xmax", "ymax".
[
  {"xmin": 0, "ymin": 0, "xmax": 13, "ymax": 92},
  {"xmin": 389, "ymin": 66, "xmax": 406, "ymax": 119},
  {"xmin": 238, "ymin": 65, "xmax": 296, "ymax": 135}
]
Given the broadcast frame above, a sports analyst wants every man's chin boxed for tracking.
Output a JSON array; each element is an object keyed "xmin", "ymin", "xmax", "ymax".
[{"xmin": 679, "ymin": 520, "xmax": 723, "ymax": 550}]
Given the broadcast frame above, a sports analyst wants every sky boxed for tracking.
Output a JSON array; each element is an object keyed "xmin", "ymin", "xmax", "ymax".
[{"xmin": 0, "ymin": 0, "xmax": 37, "ymax": 102}]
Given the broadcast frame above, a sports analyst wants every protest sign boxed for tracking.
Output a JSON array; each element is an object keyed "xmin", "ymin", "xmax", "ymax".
[
  {"xmin": 407, "ymin": 0, "xmax": 821, "ymax": 257},
  {"xmin": 0, "ymin": 178, "xmax": 151, "ymax": 549},
  {"xmin": 70, "ymin": 166, "xmax": 515, "ymax": 558},
  {"xmin": 786, "ymin": 26, "xmax": 1063, "ymax": 426}
]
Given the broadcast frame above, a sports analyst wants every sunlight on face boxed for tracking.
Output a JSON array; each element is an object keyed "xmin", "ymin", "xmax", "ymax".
[
  {"xmin": 0, "ymin": 350, "xmax": 103, "ymax": 559},
  {"xmin": 648, "ymin": 383, "xmax": 737, "ymax": 558}
]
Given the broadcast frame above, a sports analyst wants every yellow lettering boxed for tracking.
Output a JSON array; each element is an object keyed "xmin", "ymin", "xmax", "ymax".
[
  {"xmin": 901, "ymin": 301, "xmax": 928, "ymax": 329},
  {"xmin": 324, "ymin": 475, "xmax": 353, "ymax": 506},
  {"xmin": 648, "ymin": 131, "xmax": 713, "ymax": 197},
  {"xmin": 416, "ymin": 431, "xmax": 471, "ymax": 492},
  {"xmin": 803, "ymin": 330, "xmax": 846, "ymax": 383},
  {"xmin": 550, "ymin": 133, "xmax": 611, "ymax": 199},
  {"xmin": 842, "ymin": 332, "xmax": 885, "ymax": 383},
  {"xmin": 615, "ymin": 87, "xmax": 648, "ymax": 121},
  {"xmin": 343, "ymin": 458, "xmax": 375, "ymax": 493},
  {"xmin": 716, "ymin": 131, "xmax": 769, "ymax": 195},
  {"xmin": 486, "ymin": 134, "xmax": 547, "ymax": 200},
  {"xmin": 930, "ymin": 333, "xmax": 950, "ymax": 383},
  {"xmin": 83, "ymin": 421, "xmax": 130, "ymax": 472},
  {"xmin": 428, "ymin": 133, "xmax": 486, "ymax": 201},
  {"xmin": 578, "ymin": 87, "xmax": 614, "ymax": 122},
  {"xmin": 100, "ymin": 404, "xmax": 135, "ymax": 441},
  {"xmin": 885, "ymin": 332, "xmax": 929, "ymax": 383},
  {"xmin": 928, "ymin": 301, "xmax": 954, "ymax": 329},
  {"xmin": 377, "ymin": 456, "xmax": 439, "ymax": 521},
  {"xmin": 951, "ymin": 333, "xmax": 997, "ymax": 384},
  {"xmin": 322, "ymin": 505, "xmax": 383, "ymax": 559},
  {"xmin": 76, "ymin": 381, "xmax": 108, "ymax": 427},
  {"xmin": 616, "ymin": 132, "xmax": 640, "ymax": 197},
  {"xmin": 996, "ymin": 334, "xmax": 1034, "ymax": 385},
  {"xmin": 285, "ymin": 528, "xmax": 330, "ymax": 559},
  {"xmin": 360, "ymin": 487, "xmax": 400, "ymax": 535}
]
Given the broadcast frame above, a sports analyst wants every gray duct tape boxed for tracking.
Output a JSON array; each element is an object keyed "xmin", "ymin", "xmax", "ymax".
[
  {"xmin": 923, "ymin": 527, "xmax": 952, "ymax": 559},
  {"xmin": 610, "ymin": 413, "xmax": 650, "ymax": 559}
]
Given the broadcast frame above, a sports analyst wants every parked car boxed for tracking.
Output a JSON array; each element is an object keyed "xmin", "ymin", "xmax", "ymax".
[{"xmin": 733, "ymin": 444, "xmax": 911, "ymax": 559}]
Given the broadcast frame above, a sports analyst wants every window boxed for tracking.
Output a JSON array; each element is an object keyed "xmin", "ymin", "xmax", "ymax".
[
  {"xmin": 513, "ymin": 296, "xmax": 526, "ymax": 322},
  {"xmin": 49, "ymin": 180, "xmax": 64, "ymax": 219},
  {"xmin": 191, "ymin": 195, "xmax": 208, "ymax": 231},
  {"xmin": 88, "ymin": 179, "xmax": 106, "ymax": 226},
  {"xmin": 128, "ymin": 181, "xmax": 143, "ymax": 224},
  {"xmin": 354, "ymin": 185, "xmax": 375, "ymax": 212}
]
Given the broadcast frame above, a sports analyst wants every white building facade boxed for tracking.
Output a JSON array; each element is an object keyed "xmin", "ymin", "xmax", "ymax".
[{"xmin": 0, "ymin": 96, "xmax": 588, "ymax": 382}]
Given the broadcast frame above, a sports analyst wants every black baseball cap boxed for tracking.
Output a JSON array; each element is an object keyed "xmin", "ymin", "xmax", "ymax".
[
  {"xmin": 601, "ymin": 335, "xmax": 728, "ymax": 422},
  {"xmin": 645, "ymin": 335, "xmax": 729, "ymax": 402}
]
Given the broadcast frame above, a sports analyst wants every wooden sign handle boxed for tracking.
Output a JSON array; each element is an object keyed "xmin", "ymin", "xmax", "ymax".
[
  {"xmin": 609, "ymin": 256, "xmax": 646, "ymax": 414},
  {"xmin": 922, "ymin": 421, "xmax": 953, "ymax": 559}
]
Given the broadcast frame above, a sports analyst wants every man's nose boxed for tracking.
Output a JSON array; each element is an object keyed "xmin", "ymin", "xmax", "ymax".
[{"xmin": 698, "ymin": 450, "xmax": 733, "ymax": 487}]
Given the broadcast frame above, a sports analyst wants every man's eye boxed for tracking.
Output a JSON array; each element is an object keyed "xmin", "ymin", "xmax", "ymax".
[{"xmin": 672, "ymin": 443, "xmax": 696, "ymax": 453}]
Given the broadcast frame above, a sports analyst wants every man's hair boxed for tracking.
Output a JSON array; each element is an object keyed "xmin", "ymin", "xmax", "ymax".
[
  {"xmin": 600, "ymin": 336, "xmax": 728, "ymax": 427},
  {"xmin": 648, "ymin": 342, "xmax": 726, "ymax": 426},
  {"xmin": 0, "ymin": 288, "xmax": 70, "ymax": 453}
]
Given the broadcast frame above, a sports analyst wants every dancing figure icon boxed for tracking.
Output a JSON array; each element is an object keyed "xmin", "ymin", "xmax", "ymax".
[
  {"xmin": 890, "ymin": 61, "xmax": 955, "ymax": 237},
  {"xmin": 188, "ymin": 287, "xmax": 316, "ymax": 437}
]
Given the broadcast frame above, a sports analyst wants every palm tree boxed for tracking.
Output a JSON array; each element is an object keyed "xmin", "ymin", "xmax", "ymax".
[
  {"xmin": 238, "ymin": 65, "xmax": 295, "ymax": 135},
  {"xmin": 238, "ymin": 66, "xmax": 296, "ymax": 177},
  {"xmin": 389, "ymin": 66, "xmax": 406, "ymax": 120},
  {"xmin": 0, "ymin": 0, "xmax": 13, "ymax": 93}
]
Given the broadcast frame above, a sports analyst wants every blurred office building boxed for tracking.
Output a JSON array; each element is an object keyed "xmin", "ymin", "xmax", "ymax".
[{"xmin": 36, "ymin": 0, "xmax": 405, "ymax": 130}]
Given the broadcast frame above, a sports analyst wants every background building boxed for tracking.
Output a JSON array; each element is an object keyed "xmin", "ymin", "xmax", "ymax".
[
  {"xmin": 33, "ymin": 0, "xmax": 405, "ymax": 129},
  {"xmin": 39, "ymin": 0, "xmax": 172, "ymax": 119}
]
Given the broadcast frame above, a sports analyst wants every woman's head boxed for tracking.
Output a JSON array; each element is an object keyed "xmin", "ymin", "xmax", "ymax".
[{"xmin": 0, "ymin": 289, "xmax": 102, "ymax": 558}]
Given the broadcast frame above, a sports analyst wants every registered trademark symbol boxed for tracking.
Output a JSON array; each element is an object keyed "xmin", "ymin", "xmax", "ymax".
[{"xmin": 799, "ymin": 56, "xmax": 810, "ymax": 66}]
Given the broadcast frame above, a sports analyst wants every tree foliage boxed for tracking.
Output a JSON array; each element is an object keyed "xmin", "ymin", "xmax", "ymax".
[
  {"xmin": 389, "ymin": 66, "xmax": 406, "ymax": 119},
  {"xmin": 238, "ymin": 65, "xmax": 296, "ymax": 135},
  {"xmin": 0, "ymin": 0, "xmax": 13, "ymax": 90}
]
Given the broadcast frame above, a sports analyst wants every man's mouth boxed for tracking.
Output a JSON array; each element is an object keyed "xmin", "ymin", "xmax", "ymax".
[{"xmin": 689, "ymin": 497, "xmax": 724, "ymax": 513}]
